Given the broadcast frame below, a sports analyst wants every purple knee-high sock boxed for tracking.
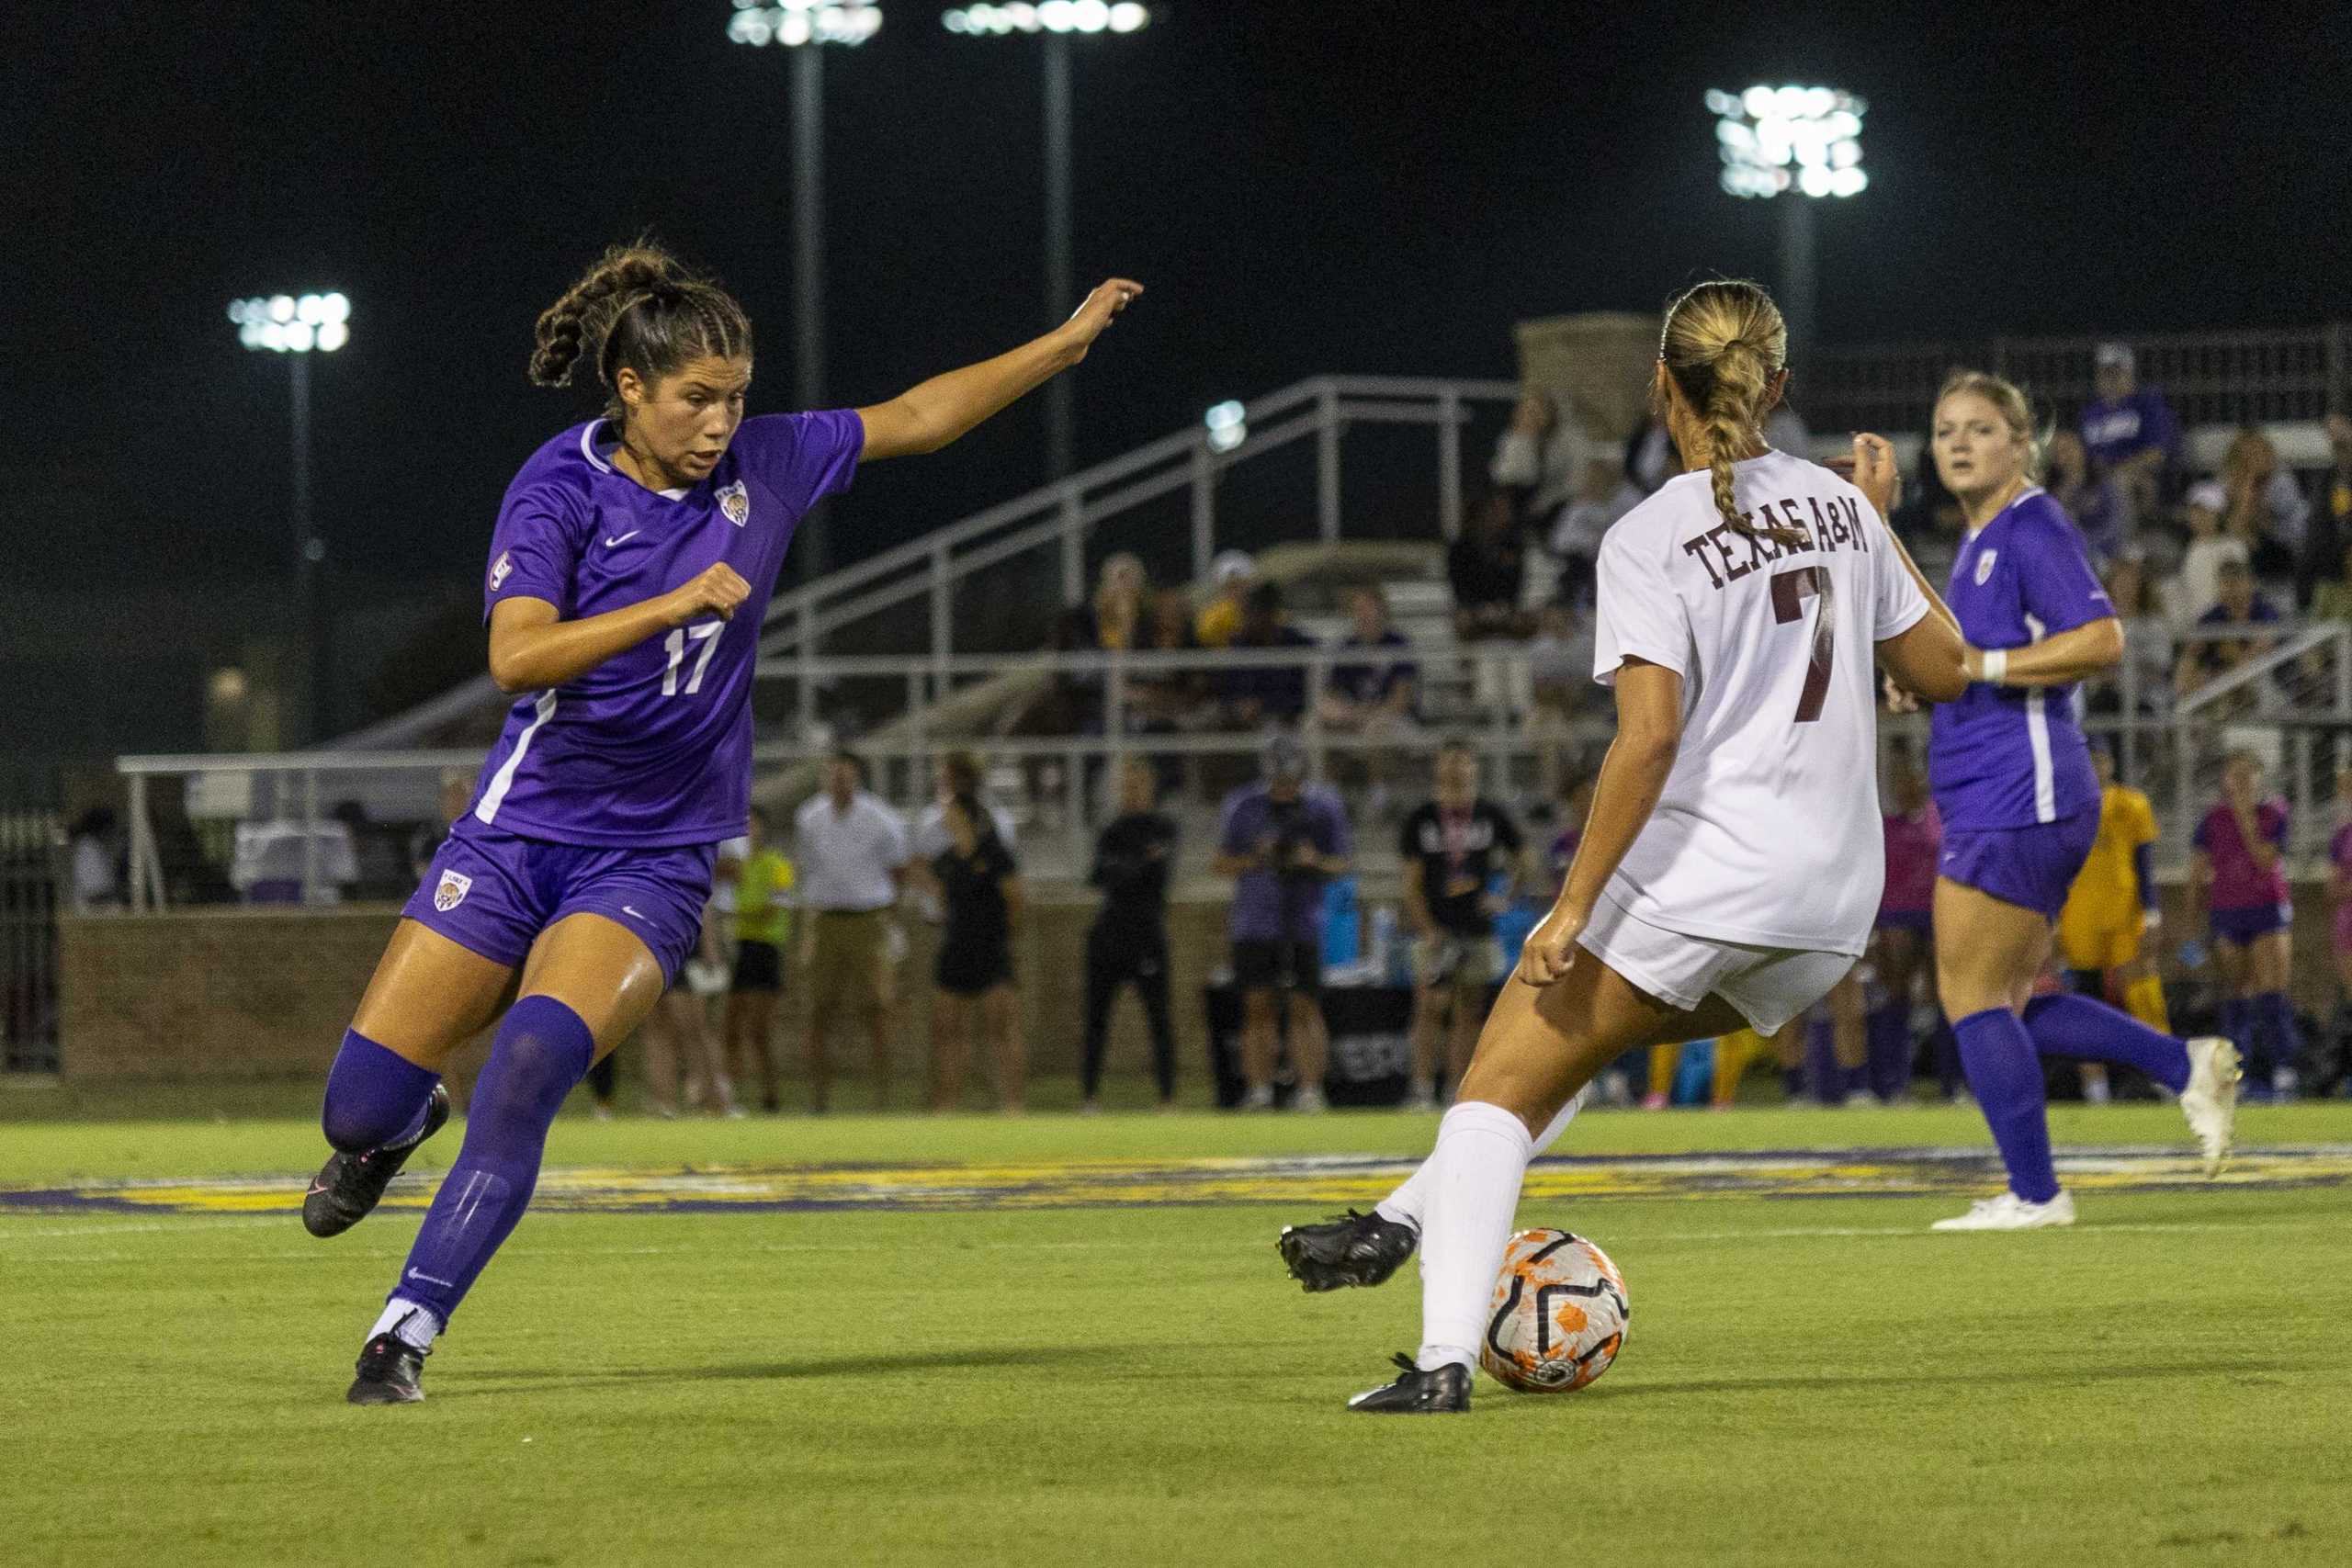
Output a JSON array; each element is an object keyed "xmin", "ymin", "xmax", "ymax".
[
  {"xmin": 1866, "ymin": 1001, "xmax": 1912, "ymax": 1101},
  {"xmin": 1805, "ymin": 1017, "xmax": 1844, "ymax": 1104},
  {"xmin": 2018, "ymin": 994, "xmax": 2190, "ymax": 1094},
  {"xmin": 386, "ymin": 996, "xmax": 596, "ymax": 1328},
  {"xmin": 2252, "ymin": 992, "xmax": 2301, "ymax": 1081},
  {"xmin": 1953, "ymin": 1009, "xmax": 2059, "ymax": 1203},
  {"xmin": 322, "ymin": 1030, "xmax": 440, "ymax": 1153},
  {"xmin": 2219, "ymin": 997, "xmax": 2256, "ymax": 1075}
]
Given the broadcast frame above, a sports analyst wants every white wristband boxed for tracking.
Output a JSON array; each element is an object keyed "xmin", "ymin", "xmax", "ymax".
[{"xmin": 1980, "ymin": 648, "xmax": 2008, "ymax": 684}]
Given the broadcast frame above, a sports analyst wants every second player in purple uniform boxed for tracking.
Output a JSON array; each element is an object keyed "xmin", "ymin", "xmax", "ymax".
[
  {"xmin": 306, "ymin": 242, "xmax": 1144, "ymax": 1404},
  {"xmin": 1921, "ymin": 371, "xmax": 2235, "ymax": 1232}
]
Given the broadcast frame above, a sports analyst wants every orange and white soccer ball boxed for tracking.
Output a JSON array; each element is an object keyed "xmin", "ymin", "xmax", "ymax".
[{"xmin": 1479, "ymin": 1228, "xmax": 1629, "ymax": 1393}]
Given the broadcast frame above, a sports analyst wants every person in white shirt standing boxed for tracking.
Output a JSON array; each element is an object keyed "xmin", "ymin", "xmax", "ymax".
[
  {"xmin": 794, "ymin": 748, "xmax": 910, "ymax": 1113},
  {"xmin": 1279, "ymin": 279, "xmax": 1972, "ymax": 1413}
]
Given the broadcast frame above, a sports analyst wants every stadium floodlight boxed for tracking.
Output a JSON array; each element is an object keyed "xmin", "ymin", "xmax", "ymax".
[
  {"xmin": 1707, "ymin": 85, "xmax": 1866, "ymax": 199},
  {"xmin": 944, "ymin": 4, "xmax": 1151, "ymax": 483},
  {"xmin": 1706, "ymin": 85, "xmax": 1864, "ymax": 366},
  {"xmin": 943, "ymin": 3, "xmax": 1148, "ymax": 32},
  {"xmin": 726, "ymin": 0, "xmax": 881, "ymax": 47},
  {"xmin": 728, "ymin": 3, "xmax": 877, "ymax": 579},
  {"xmin": 228, "ymin": 291, "xmax": 352, "ymax": 745},
  {"xmin": 1204, "ymin": 400, "xmax": 1247, "ymax": 455}
]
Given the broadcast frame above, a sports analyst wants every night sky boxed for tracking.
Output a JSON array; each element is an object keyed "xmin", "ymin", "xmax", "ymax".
[{"xmin": 7, "ymin": 4, "xmax": 2348, "ymax": 764}]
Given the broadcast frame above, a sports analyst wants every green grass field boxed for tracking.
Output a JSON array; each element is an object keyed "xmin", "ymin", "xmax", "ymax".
[{"xmin": 4, "ymin": 1095, "xmax": 2347, "ymax": 1568}]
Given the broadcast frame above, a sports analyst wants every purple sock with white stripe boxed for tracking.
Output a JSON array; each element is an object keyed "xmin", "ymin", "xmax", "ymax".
[{"xmin": 1953, "ymin": 1008, "xmax": 2060, "ymax": 1204}]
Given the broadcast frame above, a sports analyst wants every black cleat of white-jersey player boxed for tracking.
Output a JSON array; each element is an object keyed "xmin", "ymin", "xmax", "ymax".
[
  {"xmin": 1348, "ymin": 1353, "xmax": 1470, "ymax": 1414},
  {"xmin": 1276, "ymin": 1208, "xmax": 1419, "ymax": 1292}
]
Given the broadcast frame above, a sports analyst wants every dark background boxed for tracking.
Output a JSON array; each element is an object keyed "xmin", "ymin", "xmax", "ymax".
[{"xmin": 6, "ymin": 3, "xmax": 2348, "ymax": 773}]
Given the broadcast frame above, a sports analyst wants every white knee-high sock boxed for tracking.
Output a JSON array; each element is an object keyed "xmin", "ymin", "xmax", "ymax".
[
  {"xmin": 1376, "ymin": 1086, "xmax": 1582, "ymax": 1230},
  {"xmin": 1414, "ymin": 1100, "xmax": 1536, "ymax": 1372}
]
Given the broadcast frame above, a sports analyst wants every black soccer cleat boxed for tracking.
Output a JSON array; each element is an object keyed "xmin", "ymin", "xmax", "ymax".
[
  {"xmin": 346, "ymin": 1332, "xmax": 428, "ymax": 1405},
  {"xmin": 1276, "ymin": 1208, "xmax": 1419, "ymax": 1292},
  {"xmin": 304, "ymin": 1083, "xmax": 451, "ymax": 1239},
  {"xmin": 1347, "ymin": 1353, "xmax": 1471, "ymax": 1415}
]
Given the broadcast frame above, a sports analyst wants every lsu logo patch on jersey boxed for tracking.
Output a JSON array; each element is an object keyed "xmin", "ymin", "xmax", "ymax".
[
  {"xmin": 433, "ymin": 871, "xmax": 472, "ymax": 912},
  {"xmin": 718, "ymin": 480, "xmax": 751, "ymax": 526},
  {"xmin": 490, "ymin": 551, "xmax": 514, "ymax": 591},
  {"xmin": 1974, "ymin": 549, "xmax": 1997, "ymax": 585}
]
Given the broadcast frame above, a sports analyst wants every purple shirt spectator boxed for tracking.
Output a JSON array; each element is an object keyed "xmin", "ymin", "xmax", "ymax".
[
  {"xmin": 1332, "ymin": 629, "xmax": 1417, "ymax": 706},
  {"xmin": 474, "ymin": 411, "xmax": 861, "ymax": 846},
  {"xmin": 2080, "ymin": 389, "xmax": 2181, "ymax": 479},
  {"xmin": 1219, "ymin": 782, "xmax": 1351, "ymax": 942},
  {"xmin": 1929, "ymin": 489, "xmax": 2113, "ymax": 831},
  {"xmin": 2196, "ymin": 800, "xmax": 2290, "ymax": 911},
  {"xmin": 1216, "ymin": 625, "xmax": 1317, "ymax": 721}
]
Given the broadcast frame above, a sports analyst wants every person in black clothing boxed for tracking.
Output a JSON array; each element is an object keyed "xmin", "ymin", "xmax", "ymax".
[
  {"xmin": 1081, "ymin": 757, "xmax": 1182, "ymax": 1111},
  {"xmin": 928, "ymin": 793, "xmax": 1025, "ymax": 1113},
  {"xmin": 1397, "ymin": 741, "xmax": 1525, "ymax": 1109},
  {"xmin": 1447, "ymin": 491, "xmax": 1531, "ymax": 641}
]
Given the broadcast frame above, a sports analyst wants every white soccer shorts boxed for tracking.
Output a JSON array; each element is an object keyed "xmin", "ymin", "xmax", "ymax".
[{"xmin": 1576, "ymin": 894, "xmax": 1857, "ymax": 1037}]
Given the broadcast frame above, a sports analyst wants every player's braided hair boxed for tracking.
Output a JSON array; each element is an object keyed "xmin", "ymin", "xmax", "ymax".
[
  {"xmin": 1657, "ymin": 279, "xmax": 1803, "ymax": 546},
  {"xmin": 528, "ymin": 242, "xmax": 753, "ymax": 426}
]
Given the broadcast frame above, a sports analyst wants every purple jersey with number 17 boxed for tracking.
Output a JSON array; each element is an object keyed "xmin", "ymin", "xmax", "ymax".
[
  {"xmin": 469, "ymin": 411, "xmax": 863, "ymax": 847},
  {"xmin": 1928, "ymin": 489, "xmax": 2110, "ymax": 832}
]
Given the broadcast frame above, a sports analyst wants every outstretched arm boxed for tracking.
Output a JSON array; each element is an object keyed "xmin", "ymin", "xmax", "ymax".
[{"xmin": 855, "ymin": 279, "xmax": 1144, "ymax": 460}]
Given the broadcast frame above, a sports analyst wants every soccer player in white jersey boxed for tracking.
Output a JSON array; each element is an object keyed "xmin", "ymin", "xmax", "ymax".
[{"xmin": 1278, "ymin": 279, "xmax": 1971, "ymax": 1414}]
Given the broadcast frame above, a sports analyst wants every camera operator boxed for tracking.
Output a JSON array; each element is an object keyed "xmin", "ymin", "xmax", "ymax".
[{"xmin": 1212, "ymin": 734, "xmax": 1353, "ymax": 1111}]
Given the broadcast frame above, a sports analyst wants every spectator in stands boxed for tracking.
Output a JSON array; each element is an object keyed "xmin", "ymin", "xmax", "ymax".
[
  {"xmin": 1449, "ymin": 491, "xmax": 1530, "ymax": 641},
  {"xmin": 1544, "ymin": 457, "xmax": 1635, "ymax": 609},
  {"xmin": 927, "ymin": 792, "xmax": 1024, "ymax": 1113},
  {"xmin": 794, "ymin": 749, "xmax": 910, "ymax": 1113},
  {"xmin": 68, "ymin": 807, "xmax": 119, "ymax": 913},
  {"xmin": 1128, "ymin": 585, "xmax": 1207, "ymax": 731},
  {"xmin": 2304, "ymin": 414, "xmax": 2352, "ymax": 609},
  {"xmin": 1194, "ymin": 550, "xmax": 1256, "ymax": 649},
  {"xmin": 914, "ymin": 750, "xmax": 1018, "ymax": 860},
  {"xmin": 1526, "ymin": 600, "xmax": 1597, "ymax": 802},
  {"xmin": 1621, "ymin": 413, "xmax": 1675, "ymax": 497},
  {"xmin": 1050, "ymin": 554, "xmax": 1149, "ymax": 732},
  {"xmin": 2081, "ymin": 342, "xmax": 2182, "ymax": 518},
  {"xmin": 1320, "ymin": 587, "xmax": 1418, "ymax": 730},
  {"xmin": 1214, "ymin": 735, "xmax": 1351, "ymax": 1111},
  {"xmin": 2173, "ymin": 479, "xmax": 2250, "ymax": 626},
  {"xmin": 1397, "ymin": 741, "xmax": 1525, "ymax": 1110},
  {"xmin": 2192, "ymin": 750, "xmax": 2302, "ymax": 1099},
  {"xmin": 2044, "ymin": 428, "xmax": 2126, "ymax": 565},
  {"xmin": 2220, "ymin": 426, "xmax": 2310, "ymax": 581},
  {"xmin": 2102, "ymin": 552, "xmax": 2176, "ymax": 716},
  {"xmin": 1080, "ymin": 757, "xmax": 1180, "ymax": 1112},
  {"xmin": 1490, "ymin": 389, "xmax": 1590, "ymax": 538},
  {"xmin": 1216, "ymin": 581, "xmax": 1317, "ymax": 728},
  {"xmin": 720, "ymin": 806, "xmax": 794, "ymax": 1114},
  {"xmin": 2311, "ymin": 538, "xmax": 2352, "ymax": 623},
  {"xmin": 2176, "ymin": 558, "xmax": 2279, "ymax": 704}
]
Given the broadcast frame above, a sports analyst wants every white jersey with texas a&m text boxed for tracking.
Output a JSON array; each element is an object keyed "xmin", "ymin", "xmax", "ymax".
[{"xmin": 1591, "ymin": 448, "xmax": 1929, "ymax": 954}]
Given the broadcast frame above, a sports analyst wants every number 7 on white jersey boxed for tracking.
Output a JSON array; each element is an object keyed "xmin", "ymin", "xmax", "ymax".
[
  {"xmin": 662, "ymin": 621, "xmax": 723, "ymax": 696},
  {"xmin": 1770, "ymin": 566, "xmax": 1835, "ymax": 723}
]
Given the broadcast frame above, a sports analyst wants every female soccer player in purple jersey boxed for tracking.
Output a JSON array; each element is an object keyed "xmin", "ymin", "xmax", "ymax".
[
  {"xmin": 1919, "ymin": 370, "xmax": 2237, "ymax": 1232},
  {"xmin": 300, "ymin": 243, "xmax": 1142, "ymax": 1404}
]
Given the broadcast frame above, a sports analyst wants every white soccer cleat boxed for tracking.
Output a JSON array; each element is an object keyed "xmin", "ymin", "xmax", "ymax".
[
  {"xmin": 2180, "ymin": 1036, "xmax": 2241, "ymax": 1178},
  {"xmin": 1293, "ymin": 1085, "xmax": 1329, "ymax": 1114},
  {"xmin": 1930, "ymin": 1189, "xmax": 2077, "ymax": 1232}
]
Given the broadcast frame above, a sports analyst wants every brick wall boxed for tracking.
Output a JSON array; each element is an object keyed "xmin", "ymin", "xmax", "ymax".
[
  {"xmin": 57, "ymin": 889, "xmax": 1246, "ymax": 1091},
  {"xmin": 55, "ymin": 880, "xmax": 2346, "ymax": 1086}
]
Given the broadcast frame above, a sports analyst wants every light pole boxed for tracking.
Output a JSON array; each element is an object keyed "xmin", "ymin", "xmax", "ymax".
[
  {"xmin": 1707, "ymin": 85, "xmax": 1866, "ymax": 368},
  {"xmin": 228, "ymin": 291, "xmax": 350, "ymax": 747},
  {"xmin": 943, "ymin": 2, "xmax": 1151, "ymax": 483},
  {"xmin": 728, "ymin": 1, "xmax": 882, "ymax": 580}
]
